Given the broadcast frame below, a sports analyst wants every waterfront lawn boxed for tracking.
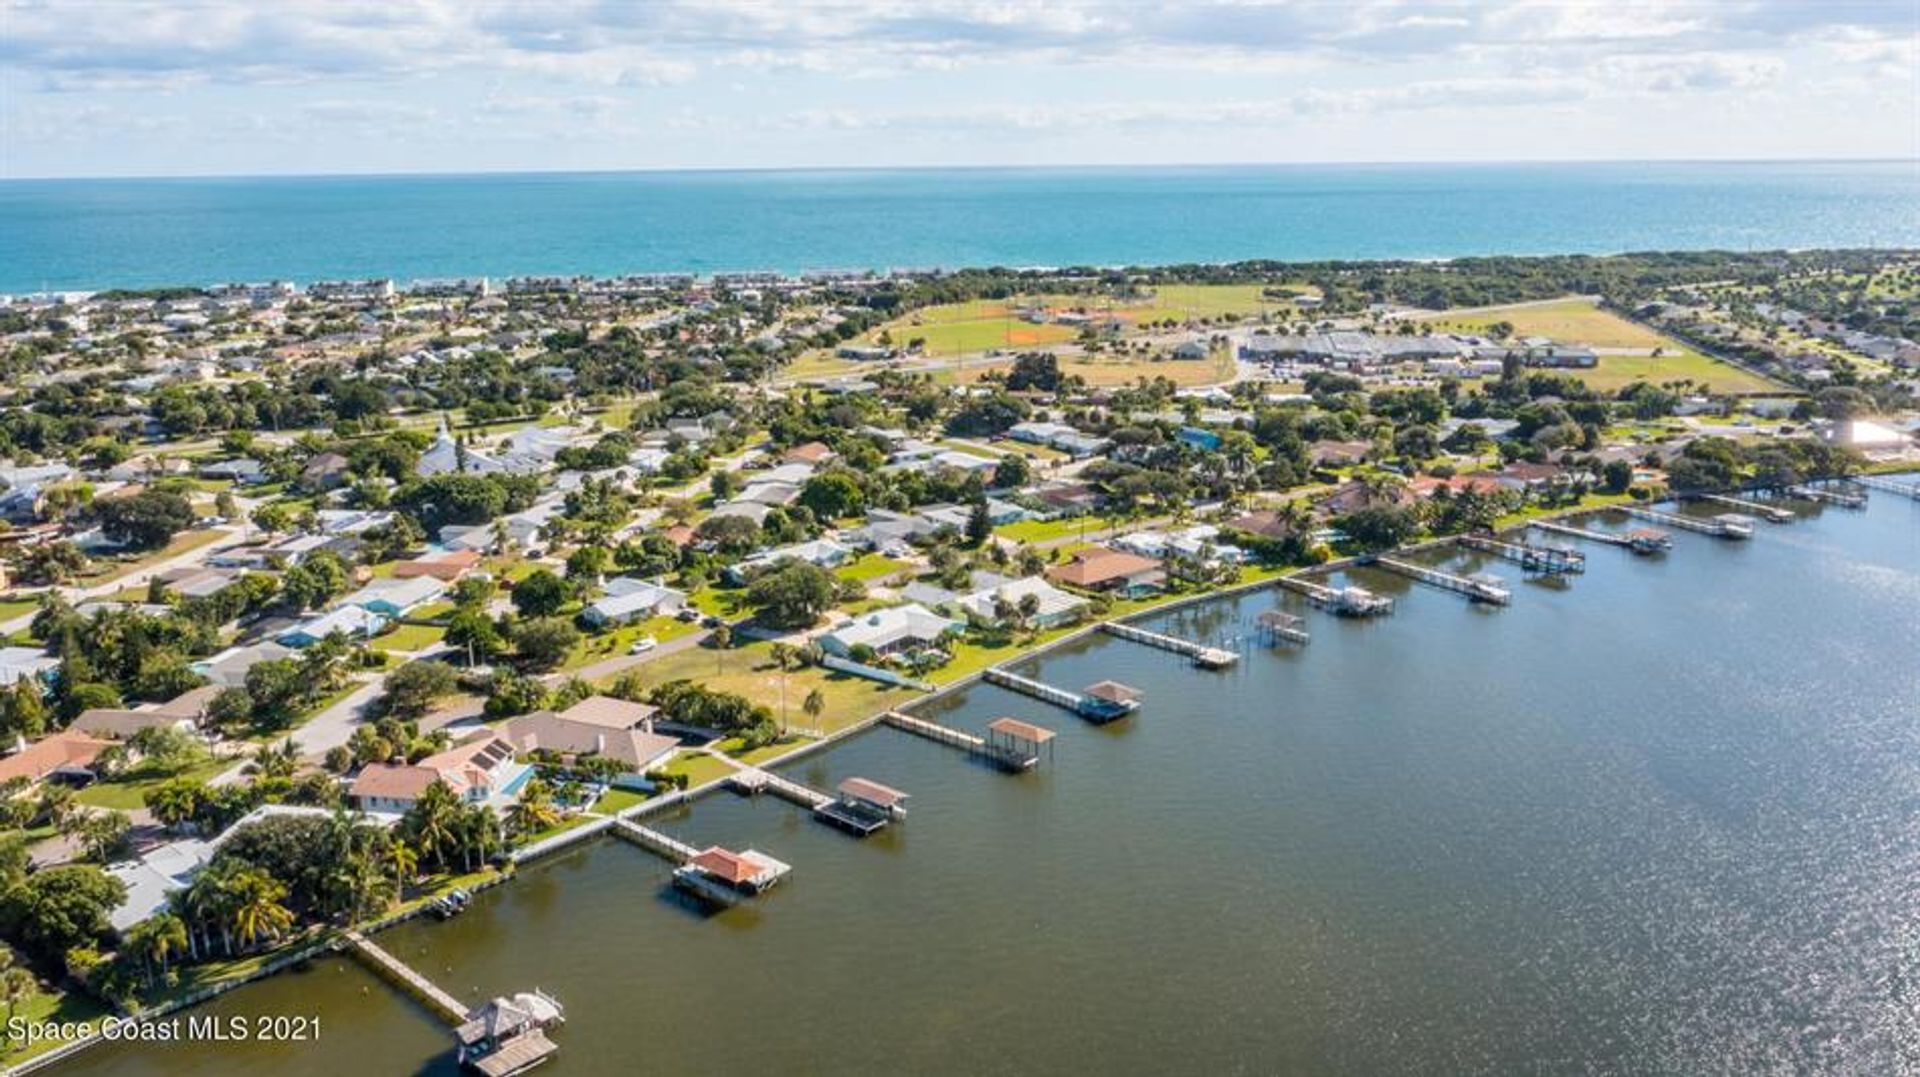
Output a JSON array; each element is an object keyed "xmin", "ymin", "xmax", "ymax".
[
  {"xmin": 0, "ymin": 596, "xmax": 43, "ymax": 623},
  {"xmin": 717, "ymin": 735, "xmax": 815, "ymax": 765},
  {"xmin": 662, "ymin": 752, "xmax": 736, "ymax": 789},
  {"xmin": 1493, "ymin": 490, "xmax": 1641, "ymax": 528},
  {"xmin": 0, "ymin": 981, "xmax": 113, "ymax": 1068},
  {"xmin": 614, "ymin": 639, "xmax": 918, "ymax": 733},
  {"xmin": 590, "ymin": 787, "xmax": 650, "ymax": 815}
]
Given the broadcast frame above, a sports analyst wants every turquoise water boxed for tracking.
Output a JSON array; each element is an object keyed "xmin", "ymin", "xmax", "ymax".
[{"xmin": 2, "ymin": 161, "xmax": 1916, "ymax": 293}]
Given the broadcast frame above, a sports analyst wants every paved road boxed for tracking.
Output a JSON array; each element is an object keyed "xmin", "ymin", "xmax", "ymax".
[
  {"xmin": 288, "ymin": 676, "xmax": 387, "ymax": 762},
  {"xmin": 0, "ymin": 524, "xmax": 249, "ymax": 635}
]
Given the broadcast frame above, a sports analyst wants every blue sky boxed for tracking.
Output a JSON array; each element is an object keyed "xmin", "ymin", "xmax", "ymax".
[{"xmin": 2, "ymin": 0, "xmax": 1916, "ymax": 178}]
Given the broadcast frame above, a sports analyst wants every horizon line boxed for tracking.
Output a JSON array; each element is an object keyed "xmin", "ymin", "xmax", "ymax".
[{"xmin": 1, "ymin": 154, "xmax": 1911, "ymax": 184}]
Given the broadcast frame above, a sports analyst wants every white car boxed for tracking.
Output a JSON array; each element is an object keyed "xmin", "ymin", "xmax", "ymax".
[{"xmin": 628, "ymin": 635, "xmax": 658, "ymax": 654}]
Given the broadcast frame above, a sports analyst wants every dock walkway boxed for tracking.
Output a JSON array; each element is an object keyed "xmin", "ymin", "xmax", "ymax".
[
  {"xmin": 1530, "ymin": 520, "xmax": 1672, "ymax": 554},
  {"xmin": 1373, "ymin": 557, "xmax": 1511, "ymax": 605},
  {"xmin": 1696, "ymin": 493, "xmax": 1794, "ymax": 522},
  {"xmin": 609, "ymin": 819, "xmax": 700, "ymax": 863},
  {"xmin": 982, "ymin": 667, "xmax": 1135, "ymax": 721},
  {"xmin": 880, "ymin": 711, "xmax": 1043, "ymax": 771},
  {"xmin": 728, "ymin": 768, "xmax": 833, "ymax": 811},
  {"xmin": 1857, "ymin": 474, "xmax": 1920, "ymax": 501},
  {"xmin": 1786, "ymin": 483, "xmax": 1867, "ymax": 509},
  {"xmin": 1276, "ymin": 575, "xmax": 1394, "ymax": 616},
  {"xmin": 1627, "ymin": 505, "xmax": 1753, "ymax": 539},
  {"xmin": 341, "ymin": 929, "xmax": 470, "ymax": 1026},
  {"xmin": 1458, "ymin": 534, "xmax": 1585, "ymax": 574},
  {"xmin": 1099, "ymin": 620, "xmax": 1238, "ymax": 668}
]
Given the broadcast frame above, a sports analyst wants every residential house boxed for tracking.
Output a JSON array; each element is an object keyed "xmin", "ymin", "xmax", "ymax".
[
  {"xmin": 0, "ymin": 729, "xmax": 113, "ymax": 787},
  {"xmin": 277, "ymin": 606, "xmax": 387, "ymax": 648},
  {"xmin": 350, "ymin": 733, "xmax": 526, "ymax": 813},
  {"xmin": 958, "ymin": 576, "xmax": 1090, "ymax": 628},
  {"xmin": 580, "ymin": 578, "xmax": 688, "ymax": 628},
  {"xmin": 726, "ymin": 539, "xmax": 854, "ymax": 583},
  {"xmin": 0, "ymin": 647, "xmax": 58, "ymax": 688},
  {"xmin": 392, "ymin": 549, "xmax": 484, "ymax": 582},
  {"xmin": 299, "ymin": 452, "xmax": 353, "ymax": 491},
  {"xmin": 818, "ymin": 603, "xmax": 962, "ymax": 659},
  {"xmin": 339, "ymin": 576, "xmax": 447, "ymax": 619},
  {"xmin": 498, "ymin": 696, "xmax": 678, "ymax": 771},
  {"xmin": 195, "ymin": 642, "xmax": 293, "ymax": 687},
  {"xmin": 1048, "ymin": 548, "xmax": 1167, "ymax": 597}
]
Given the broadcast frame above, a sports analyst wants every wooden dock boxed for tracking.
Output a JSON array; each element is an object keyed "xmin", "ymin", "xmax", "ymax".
[
  {"xmin": 728, "ymin": 767, "xmax": 834, "ymax": 811},
  {"xmin": 1254, "ymin": 610, "xmax": 1310, "ymax": 645},
  {"xmin": 1857, "ymin": 474, "xmax": 1920, "ymax": 501},
  {"xmin": 609, "ymin": 819, "xmax": 700, "ymax": 863},
  {"xmin": 1372, "ymin": 557, "xmax": 1511, "ymax": 605},
  {"xmin": 982, "ymin": 667, "xmax": 1137, "ymax": 721},
  {"xmin": 1627, "ymin": 505, "xmax": 1753, "ymax": 539},
  {"xmin": 1276, "ymin": 575, "xmax": 1394, "ymax": 616},
  {"xmin": 881, "ymin": 711, "xmax": 1047, "ymax": 771},
  {"xmin": 1696, "ymin": 493, "xmax": 1794, "ymax": 523},
  {"xmin": 342, "ymin": 929, "xmax": 471, "ymax": 1026},
  {"xmin": 1099, "ymin": 620, "xmax": 1238, "ymax": 668},
  {"xmin": 1458, "ymin": 534, "xmax": 1585, "ymax": 574},
  {"xmin": 1786, "ymin": 483, "xmax": 1867, "ymax": 509},
  {"xmin": 1530, "ymin": 519, "xmax": 1672, "ymax": 554}
]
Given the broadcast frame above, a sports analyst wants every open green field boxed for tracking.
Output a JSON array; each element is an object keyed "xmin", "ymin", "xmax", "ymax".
[
  {"xmin": 370, "ymin": 623, "xmax": 446, "ymax": 653},
  {"xmin": 561, "ymin": 614, "xmax": 701, "ymax": 671},
  {"xmin": 75, "ymin": 528, "xmax": 228, "ymax": 586},
  {"xmin": 835, "ymin": 553, "xmax": 911, "ymax": 584},
  {"xmin": 1419, "ymin": 297, "xmax": 1778, "ymax": 393},
  {"xmin": 606, "ymin": 638, "xmax": 919, "ymax": 733},
  {"xmin": 76, "ymin": 757, "xmax": 233, "ymax": 811}
]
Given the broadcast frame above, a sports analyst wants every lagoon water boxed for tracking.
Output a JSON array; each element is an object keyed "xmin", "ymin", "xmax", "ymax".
[
  {"xmin": 4, "ymin": 161, "xmax": 1919, "ymax": 293},
  {"xmin": 66, "ymin": 495, "xmax": 1920, "ymax": 1075}
]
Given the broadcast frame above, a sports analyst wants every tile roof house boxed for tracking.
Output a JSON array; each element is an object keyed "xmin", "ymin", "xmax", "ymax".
[
  {"xmin": 351, "ymin": 732, "xmax": 524, "ymax": 813},
  {"xmin": 392, "ymin": 549, "xmax": 484, "ymax": 581},
  {"xmin": 1047, "ymin": 548, "xmax": 1166, "ymax": 597},
  {"xmin": 0, "ymin": 729, "xmax": 114, "ymax": 786},
  {"xmin": 498, "ymin": 696, "xmax": 678, "ymax": 772}
]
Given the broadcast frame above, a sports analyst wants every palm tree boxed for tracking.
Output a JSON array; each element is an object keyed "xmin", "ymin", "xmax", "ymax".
[
  {"xmin": 403, "ymin": 781, "xmax": 462, "ymax": 872},
  {"xmin": 0, "ymin": 957, "xmax": 34, "ymax": 1031},
  {"xmin": 386, "ymin": 840, "xmax": 419, "ymax": 895},
  {"xmin": 505, "ymin": 779, "xmax": 562, "ymax": 837},
  {"xmin": 229, "ymin": 870, "xmax": 294, "ymax": 952},
  {"xmin": 246, "ymin": 739, "xmax": 299, "ymax": 781},
  {"xmin": 802, "ymin": 689, "xmax": 825, "ymax": 732},
  {"xmin": 124, "ymin": 913, "xmax": 188, "ymax": 989}
]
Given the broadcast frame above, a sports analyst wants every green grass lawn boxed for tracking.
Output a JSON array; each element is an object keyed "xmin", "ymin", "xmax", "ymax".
[
  {"xmin": 0, "ymin": 977, "xmax": 113, "ymax": 1068},
  {"xmin": 619, "ymin": 639, "xmax": 918, "ymax": 733},
  {"xmin": 0, "ymin": 596, "xmax": 44, "ymax": 623},
  {"xmin": 835, "ymin": 554, "xmax": 910, "ymax": 584},
  {"xmin": 75, "ymin": 529, "xmax": 228, "ymax": 586},
  {"xmin": 561, "ymin": 615, "xmax": 700, "ymax": 671},
  {"xmin": 661, "ymin": 752, "xmax": 736, "ymax": 788},
  {"xmin": 684, "ymin": 586, "xmax": 752, "ymax": 619},
  {"xmin": 1417, "ymin": 297, "xmax": 1777, "ymax": 393},
  {"xmin": 996, "ymin": 516, "xmax": 1097, "ymax": 544},
  {"xmin": 370, "ymin": 623, "xmax": 445, "ymax": 653},
  {"xmin": 76, "ymin": 757, "xmax": 233, "ymax": 811},
  {"xmin": 590, "ymin": 787, "xmax": 651, "ymax": 814}
]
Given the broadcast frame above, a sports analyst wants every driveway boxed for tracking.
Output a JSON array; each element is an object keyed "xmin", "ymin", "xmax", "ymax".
[{"xmin": 289, "ymin": 676, "xmax": 387, "ymax": 761}]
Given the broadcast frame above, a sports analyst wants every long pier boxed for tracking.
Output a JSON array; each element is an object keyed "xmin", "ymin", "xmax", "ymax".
[
  {"xmin": 1530, "ymin": 519, "xmax": 1672, "ymax": 554},
  {"xmin": 1857, "ymin": 474, "xmax": 1920, "ymax": 501},
  {"xmin": 1373, "ymin": 557, "xmax": 1511, "ymax": 605},
  {"xmin": 1696, "ymin": 493, "xmax": 1794, "ymax": 523},
  {"xmin": 1099, "ymin": 620, "xmax": 1238, "ymax": 668},
  {"xmin": 1458, "ymin": 534, "xmax": 1585, "ymax": 574},
  {"xmin": 1627, "ymin": 505, "xmax": 1753, "ymax": 539},
  {"xmin": 982, "ymin": 667, "xmax": 1136, "ymax": 721},
  {"xmin": 880, "ymin": 711, "xmax": 1045, "ymax": 771},
  {"xmin": 1276, "ymin": 575, "xmax": 1394, "ymax": 616},
  {"xmin": 728, "ymin": 767, "xmax": 833, "ymax": 810},
  {"xmin": 1786, "ymin": 483, "xmax": 1867, "ymax": 509},
  {"xmin": 609, "ymin": 819, "xmax": 700, "ymax": 863},
  {"xmin": 341, "ymin": 929, "xmax": 471, "ymax": 1026}
]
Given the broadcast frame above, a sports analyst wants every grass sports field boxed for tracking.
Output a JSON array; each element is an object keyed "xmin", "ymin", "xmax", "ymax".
[{"xmin": 1419, "ymin": 297, "xmax": 1778, "ymax": 393}]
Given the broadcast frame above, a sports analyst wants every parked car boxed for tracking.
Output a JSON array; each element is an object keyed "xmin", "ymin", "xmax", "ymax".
[{"xmin": 629, "ymin": 635, "xmax": 658, "ymax": 654}]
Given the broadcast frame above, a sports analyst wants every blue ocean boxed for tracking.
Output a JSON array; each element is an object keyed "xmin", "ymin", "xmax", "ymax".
[{"xmin": 0, "ymin": 160, "xmax": 1915, "ymax": 293}]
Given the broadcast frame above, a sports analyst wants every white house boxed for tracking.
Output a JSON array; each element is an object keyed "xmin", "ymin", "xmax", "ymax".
[
  {"xmin": 819, "ymin": 604, "xmax": 962, "ymax": 658},
  {"xmin": 958, "ymin": 576, "xmax": 1089, "ymax": 628},
  {"xmin": 581, "ymin": 578, "xmax": 688, "ymax": 627}
]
